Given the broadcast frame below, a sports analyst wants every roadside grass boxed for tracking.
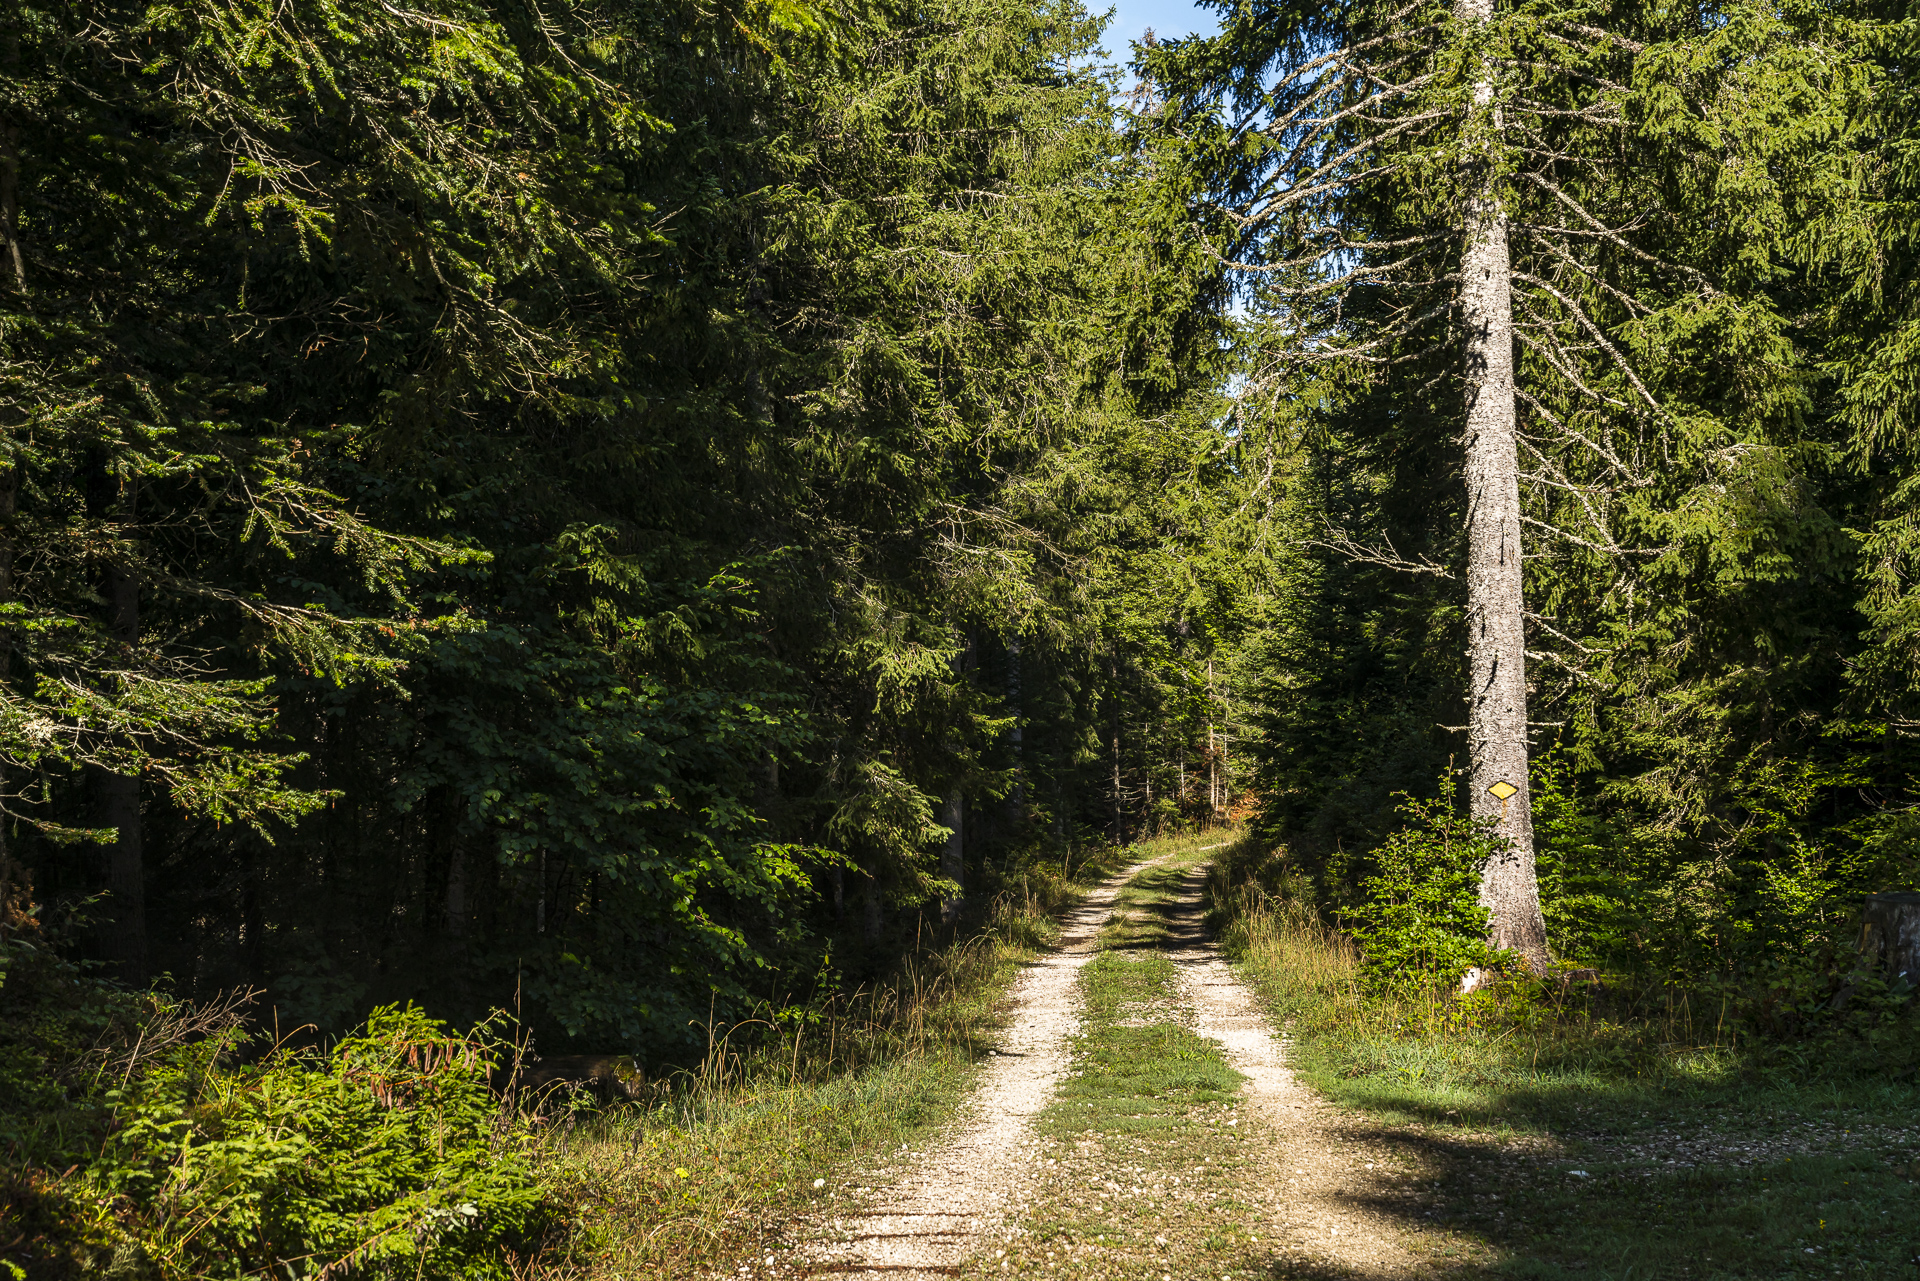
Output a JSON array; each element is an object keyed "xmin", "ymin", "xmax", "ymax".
[
  {"xmin": 1208, "ymin": 843, "xmax": 1920, "ymax": 1280},
  {"xmin": 535, "ymin": 842, "xmax": 1140, "ymax": 1280},
  {"xmin": 983, "ymin": 836, "xmax": 1271, "ymax": 1281}
]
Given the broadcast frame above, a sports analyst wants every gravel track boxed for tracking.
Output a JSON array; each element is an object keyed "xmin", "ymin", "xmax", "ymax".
[
  {"xmin": 1166, "ymin": 865, "xmax": 1427, "ymax": 1277},
  {"xmin": 801, "ymin": 862, "xmax": 1158, "ymax": 1280},
  {"xmin": 803, "ymin": 855, "xmax": 1429, "ymax": 1279}
]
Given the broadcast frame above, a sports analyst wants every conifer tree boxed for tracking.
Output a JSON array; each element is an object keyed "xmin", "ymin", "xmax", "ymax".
[{"xmin": 1153, "ymin": 0, "xmax": 1818, "ymax": 968}]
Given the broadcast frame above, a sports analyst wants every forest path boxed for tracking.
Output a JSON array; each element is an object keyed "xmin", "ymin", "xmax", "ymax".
[
  {"xmin": 798, "ymin": 853, "xmax": 1168, "ymax": 1280},
  {"xmin": 1160, "ymin": 863, "xmax": 1429, "ymax": 1277},
  {"xmin": 964, "ymin": 852, "xmax": 1432, "ymax": 1281},
  {"xmin": 799, "ymin": 846, "xmax": 1437, "ymax": 1280}
]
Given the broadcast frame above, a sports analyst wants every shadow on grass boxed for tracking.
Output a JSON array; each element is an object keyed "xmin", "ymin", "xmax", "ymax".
[
  {"xmin": 1269, "ymin": 1111, "xmax": 1918, "ymax": 1280},
  {"xmin": 1176, "ymin": 868, "xmax": 1920, "ymax": 1279}
]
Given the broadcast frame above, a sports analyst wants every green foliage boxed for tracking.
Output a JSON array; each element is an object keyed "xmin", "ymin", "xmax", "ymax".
[
  {"xmin": 1, "ymin": 947, "xmax": 553, "ymax": 1280},
  {"xmin": 94, "ymin": 1007, "xmax": 546, "ymax": 1281},
  {"xmin": 1337, "ymin": 793, "xmax": 1503, "ymax": 990},
  {"xmin": 1529, "ymin": 755, "xmax": 1637, "ymax": 969},
  {"xmin": 0, "ymin": 0, "xmax": 1248, "ymax": 1051},
  {"xmin": 1156, "ymin": 0, "xmax": 1920, "ymax": 1008}
]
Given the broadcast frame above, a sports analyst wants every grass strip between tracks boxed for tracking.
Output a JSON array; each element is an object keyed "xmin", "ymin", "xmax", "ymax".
[{"xmin": 981, "ymin": 836, "xmax": 1272, "ymax": 1281}]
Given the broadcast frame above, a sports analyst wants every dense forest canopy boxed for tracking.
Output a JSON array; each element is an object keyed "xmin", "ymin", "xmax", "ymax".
[{"xmin": 0, "ymin": 0, "xmax": 1916, "ymax": 1059}]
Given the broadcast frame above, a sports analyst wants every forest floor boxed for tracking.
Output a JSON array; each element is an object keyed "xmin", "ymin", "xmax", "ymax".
[{"xmin": 721, "ymin": 838, "xmax": 1920, "ymax": 1281}]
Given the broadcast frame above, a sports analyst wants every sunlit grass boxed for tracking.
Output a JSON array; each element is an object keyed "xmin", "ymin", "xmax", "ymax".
[
  {"xmin": 1206, "ymin": 838, "xmax": 1920, "ymax": 1278},
  {"xmin": 533, "ymin": 842, "xmax": 1142, "ymax": 1279}
]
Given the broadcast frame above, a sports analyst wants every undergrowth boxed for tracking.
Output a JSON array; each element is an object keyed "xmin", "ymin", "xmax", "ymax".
[
  {"xmin": 2, "ymin": 915, "xmax": 552, "ymax": 1280},
  {"xmin": 1205, "ymin": 835, "xmax": 1920, "ymax": 1279},
  {"xmin": 518, "ymin": 841, "xmax": 1141, "ymax": 1279},
  {"xmin": 1, "ymin": 843, "xmax": 1138, "ymax": 1280}
]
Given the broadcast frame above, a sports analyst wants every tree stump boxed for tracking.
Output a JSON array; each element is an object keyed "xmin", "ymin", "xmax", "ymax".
[{"xmin": 1861, "ymin": 893, "xmax": 1920, "ymax": 986}]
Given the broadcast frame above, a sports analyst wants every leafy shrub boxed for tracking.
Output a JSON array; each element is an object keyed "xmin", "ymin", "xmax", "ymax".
[
  {"xmin": 108, "ymin": 1007, "xmax": 552, "ymax": 1279},
  {"xmin": 1339, "ymin": 793, "xmax": 1505, "ymax": 989},
  {"xmin": 2, "ymin": 954, "xmax": 554, "ymax": 1281}
]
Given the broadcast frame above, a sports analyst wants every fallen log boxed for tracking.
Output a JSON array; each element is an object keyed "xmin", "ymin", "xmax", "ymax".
[{"xmin": 497, "ymin": 1053, "xmax": 647, "ymax": 1102}]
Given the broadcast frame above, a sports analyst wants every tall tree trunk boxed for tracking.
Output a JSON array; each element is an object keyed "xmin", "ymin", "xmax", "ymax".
[
  {"xmin": 1109, "ymin": 655, "xmax": 1123, "ymax": 839},
  {"xmin": 1177, "ymin": 744, "xmax": 1186, "ymax": 821},
  {"xmin": 1458, "ymin": 0, "xmax": 1547, "ymax": 971},
  {"xmin": 1206, "ymin": 658, "xmax": 1220, "ymax": 825},
  {"xmin": 0, "ymin": 463, "xmax": 14, "ymax": 939},
  {"xmin": 1006, "ymin": 631, "xmax": 1024, "ymax": 820},
  {"xmin": 1220, "ymin": 728, "xmax": 1230, "ymax": 820},
  {"xmin": 94, "ymin": 561, "xmax": 147, "ymax": 983},
  {"xmin": 1, "ymin": 18, "xmax": 24, "ymax": 293},
  {"xmin": 940, "ymin": 789, "xmax": 963, "ymax": 923}
]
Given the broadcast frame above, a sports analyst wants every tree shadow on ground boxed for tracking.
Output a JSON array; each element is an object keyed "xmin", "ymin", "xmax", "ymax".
[
  {"xmin": 1252, "ymin": 1116, "xmax": 1916, "ymax": 1280},
  {"xmin": 1156, "ymin": 871, "xmax": 1920, "ymax": 1279}
]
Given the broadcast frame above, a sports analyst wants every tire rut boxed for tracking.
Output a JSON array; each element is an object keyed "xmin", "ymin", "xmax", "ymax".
[{"xmin": 800, "ymin": 860, "xmax": 1160, "ymax": 1280}]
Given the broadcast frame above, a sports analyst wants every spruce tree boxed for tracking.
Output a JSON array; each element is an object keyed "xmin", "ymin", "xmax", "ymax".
[{"xmin": 1153, "ymin": 0, "xmax": 1820, "ymax": 969}]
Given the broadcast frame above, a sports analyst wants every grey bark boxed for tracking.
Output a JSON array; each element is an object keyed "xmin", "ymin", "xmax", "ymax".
[
  {"xmin": 940, "ymin": 789, "xmax": 963, "ymax": 924},
  {"xmin": 1006, "ymin": 632, "xmax": 1024, "ymax": 819},
  {"xmin": 1109, "ymin": 657, "xmax": 1123, "ymax": 838},
  {"xmin": 1458, "ymin": 0, "xmax": 1548, "ymax": 970}
]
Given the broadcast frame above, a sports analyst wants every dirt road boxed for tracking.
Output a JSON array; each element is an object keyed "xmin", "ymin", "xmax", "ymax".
[
  {"xmin": 803, "ymin": 850, "xmax": 1430, "ymax": 1279},
  {"xmin": 801, "ymin": 859, "xmax": 1154, "ymax": 1279}
]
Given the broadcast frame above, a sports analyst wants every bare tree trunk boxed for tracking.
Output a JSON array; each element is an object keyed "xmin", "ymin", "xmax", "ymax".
[
  {"xmin": 0, "ymin": 463, "xmax": 13, "ymax": 938},
  {"xmin": 1206, "ymin": 659, "xmax": 1220, "ymax": 826},
  {"xmin": 1220, "ymin": 727, "xmax": 1230, "ymax": 820},
  {"xmin": 1, "ymin": 18, "xmax": 24, "ymax": 293},
  {"xmin": 1006, "ymin": 631, "xmax": 1024, "ymax": 821},
  {"xmin": 1458, "ymin": 0, "xmax": 1547, "ymax": 971},
  {"xmin": 940, "ymin": 789, "xmax": 963, "ymax": 923},
  {"xmin": 1207, "ymin": 726, "xmax": 1217, "ymax": 825},
  {"xmin": 94, "ymin": 561, "xmax": 147, "ymax": 983},
  {"xmin": 1109, "ymin": 655, "xmax": 1123, "ymax": 840}
]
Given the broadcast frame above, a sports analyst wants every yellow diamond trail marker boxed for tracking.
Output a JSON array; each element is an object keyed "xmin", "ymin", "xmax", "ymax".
[{"xmin": 1486, "ymin": 780, "xmax": 1518, "ymax": 801}]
